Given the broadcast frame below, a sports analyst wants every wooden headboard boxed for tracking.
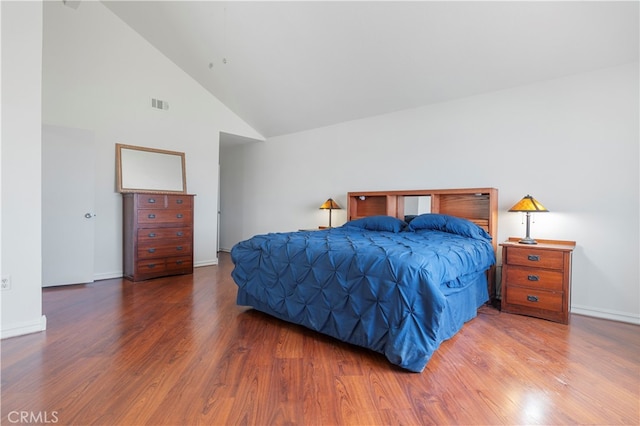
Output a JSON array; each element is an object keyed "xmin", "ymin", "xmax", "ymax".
[{"xmin": 347, "ymin": 188, "xmax": 498, "ymax": 299}]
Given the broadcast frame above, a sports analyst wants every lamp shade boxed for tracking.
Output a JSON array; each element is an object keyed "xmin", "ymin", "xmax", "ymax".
[
  {"xmin": 508, "ymin": 195, "xmax": 548, "ymax": 213},
  {"xmin": 319, "ymin": 198, "xmax": 341, "ymax": 210}
]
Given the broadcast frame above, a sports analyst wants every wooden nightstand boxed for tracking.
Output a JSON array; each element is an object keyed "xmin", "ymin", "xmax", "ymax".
[{"xmin": 500, "ymin": 238, "xmax": 575, "ymax": 324}]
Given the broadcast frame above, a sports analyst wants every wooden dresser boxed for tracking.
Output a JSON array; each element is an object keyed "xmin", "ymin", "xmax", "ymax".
[
  {"xmin": 500, "ymin": 238, "xmax": 575, "ymax": 324},
  {"xmin": 123, "ymin": 193, "xmax": 194, "ymax": 281}
]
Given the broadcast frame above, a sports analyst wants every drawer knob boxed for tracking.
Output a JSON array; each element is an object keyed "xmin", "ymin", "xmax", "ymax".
[
  {"xmin": 148, "ymin": 248, "xmax": 156, "ymax": 253},
  {"xmin": 527, "ymin": 275, "xmax": 540, "ymax": 281},
  {"xmin": 176, "ymin": 213, "xmax": 183, "ymax": 218},
  {"xmin": 176, "ymin": 246, "xmax": 183, "ymax": 251},
  {"xmin": 148, "ymin": 233, "xmax": 156, "ymax": 238},
  {"xmin": 176, "ymin": 260, "xmax": 184, "ymax": 265},
  {"xmin": 527, "ymin": 295, "xmax": 539, "ymax": 303},
  {"xmin": 148, "ymin": 198, "xmax": 156, "ymax": 203},
  {"xmin": 148, "ymin": 214, "xmax": 156, "ymax": 219},
  {"xmin": 176, "ymin": 199, "xmax": 183, "ymax": 204},
  {"xmin": 147, "ymin": 263, "xmax": 156, "ymax": 269},
  {"xmin": 527, "ymin": 254, "xmax": 540, "ymax": 261},
  {"xmin": 176, "ymin": 232, "xmax": 183, "ymax": 237}
]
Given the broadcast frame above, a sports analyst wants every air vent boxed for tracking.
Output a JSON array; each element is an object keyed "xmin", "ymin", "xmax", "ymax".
[{"xmin": 151, "ymin": 98, "xmax": 169, "ymax": 111}]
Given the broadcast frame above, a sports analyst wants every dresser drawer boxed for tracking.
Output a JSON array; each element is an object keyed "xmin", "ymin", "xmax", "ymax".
[
  {"xmin": 137, "ymin": 194, "xmax": 166, "ymax": 208},
  {"xmin": 167, "ymin": 195, "xmax": 192, "ymax": 208},
  {"xmin": 506, "ymin": 248, "xmax": 564, "ymax": 270},
  {"xmin": 137, "ymin": 209, "xmax": 192, "ymax": 225},
  {"xmin": 138, "ymin": 242, "xmax": 192, "ymax": 259},
  {"xmin": 136, "ymin": 258, "xmax": 167, "ymax": 275},
  {"xmin": 504, "ymin": 266, "xmax": 563, "ymax": 291},
  {"xmin": 505, "ymin": 286, "xmax": 563, "ymax": 312},
  {"xmin": 138, "ymin": 227, "xmax": 192, "ymax": 243},
  {"xmin": 166, "ymin": 256, "xmax": 192, "ymax": 273}
]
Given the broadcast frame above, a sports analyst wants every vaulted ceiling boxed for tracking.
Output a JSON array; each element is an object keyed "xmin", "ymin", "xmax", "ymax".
[{"xmin": 102, "ymin": 1, "xmax": 639, "ymax": 138}]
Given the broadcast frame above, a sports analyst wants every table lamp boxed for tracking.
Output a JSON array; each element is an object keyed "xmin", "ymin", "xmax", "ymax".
[
  {"xmin": 508, "ymin": 194, "xmax": 548, "ymax": 244},
  {"xmin": 319, "ymin": 198, "xmax": 341, "ymax": 228}
]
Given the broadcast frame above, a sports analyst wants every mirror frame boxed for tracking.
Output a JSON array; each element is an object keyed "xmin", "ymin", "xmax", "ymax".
[{"xmin": 116, "ymin": 143, "xmax": 187, "ymax": 194}]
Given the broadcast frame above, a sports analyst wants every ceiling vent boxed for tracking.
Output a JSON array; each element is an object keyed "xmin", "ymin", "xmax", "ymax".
[{"xmin": 151, "ymin": 98, "xmax": 169, "ymax": 111}]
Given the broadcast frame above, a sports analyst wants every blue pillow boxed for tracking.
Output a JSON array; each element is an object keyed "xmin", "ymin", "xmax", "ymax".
[
  {"xmin": 407, "ymin": 213, "xmax": 492, "ymax": 240},
  {"xmin": 342, "ymin": 215, "xmax": 407, "ymax": 233}
]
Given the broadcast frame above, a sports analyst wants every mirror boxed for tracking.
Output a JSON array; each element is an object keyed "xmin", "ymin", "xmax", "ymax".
[
  {"xmin": 116, "ymin": 143, "xmax": 186, "ymax": 193},
  {"xmin": 404, "ymin": 196, "xmax": 431, "ymax": 215}
]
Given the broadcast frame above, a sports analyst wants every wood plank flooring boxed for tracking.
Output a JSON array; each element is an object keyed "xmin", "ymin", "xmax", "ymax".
[{"xmin": 2, "ymin": 252, "xmax": 639, "ymax": 425}]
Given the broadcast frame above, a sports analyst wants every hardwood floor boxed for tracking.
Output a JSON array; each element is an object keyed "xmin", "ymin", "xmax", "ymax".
[{"xmin": 2, "ymin": 252, "xmax": 639, "ymax": 425}]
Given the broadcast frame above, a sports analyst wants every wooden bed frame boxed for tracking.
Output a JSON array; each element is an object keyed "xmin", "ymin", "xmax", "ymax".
[{"xmin": 347, "ymin": 187, "xmax": 498, "ymax": 300}]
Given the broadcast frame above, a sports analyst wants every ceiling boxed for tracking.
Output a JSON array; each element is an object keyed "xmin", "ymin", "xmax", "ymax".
[{"xmin": 102, "ymin": 1, "xmax": 639, "ymax": 139}]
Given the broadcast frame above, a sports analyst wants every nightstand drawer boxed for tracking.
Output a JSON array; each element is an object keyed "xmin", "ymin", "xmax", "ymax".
[
  {"xmin": 505, "ymin": 286, "xmax": 563, "ymax": 312},
  {"xmin": 504, "ymin": 266, "xmax": 563, "ymax": 291},
  {"xmin": 507, "ymin": 248, "xmax": 564, "ymax": 270}
]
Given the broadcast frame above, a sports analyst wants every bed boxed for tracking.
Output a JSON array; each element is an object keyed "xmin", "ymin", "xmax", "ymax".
[{"xmin": 230, "ymin": 188, "xmax": 498, "ymax": 372}]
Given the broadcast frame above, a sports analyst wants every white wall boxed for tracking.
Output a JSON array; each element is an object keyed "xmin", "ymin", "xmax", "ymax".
[
  {"xmin": 41, "ymin": 1, "xmax": 262, "ymax": 279},
  {"xmin": 220, "ymin": 62, "xmax": 639, "ymax": 324},
  {"xmin": 220, "ymin": 142, "xmax": 251, "ymax": 253},
  {"xmin": 1, "ymin": 1, "xmax": 47, "ymax": 338}
]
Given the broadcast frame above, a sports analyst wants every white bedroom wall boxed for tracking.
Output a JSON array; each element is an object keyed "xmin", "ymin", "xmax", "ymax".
[
  {"xmin": 1, "ymin": 1, "xmax": 46, "ymax": 338},
  {"xmin": 42, "ymin": 1, "xmax": 262, "ymax": 278},
  {"xmin": 220, "ymin": 61, "xmax": 639, "ymax": 324},
  {"xmin": 220, "ymin": 142, "xmax": 249, "ymax": 254}
]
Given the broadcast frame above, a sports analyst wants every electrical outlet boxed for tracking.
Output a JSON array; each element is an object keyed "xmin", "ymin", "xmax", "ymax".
[{"xmin": 1, "ymin": 275, "xmax": 11, "ymax": 291}]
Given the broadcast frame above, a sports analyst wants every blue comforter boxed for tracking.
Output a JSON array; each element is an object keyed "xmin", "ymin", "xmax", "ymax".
[{"xmin": 231, "ymin": 215, "xmax": 495, "ymax": 372}]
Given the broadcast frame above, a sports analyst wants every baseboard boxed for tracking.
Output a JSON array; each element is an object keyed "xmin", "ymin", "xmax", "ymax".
[
  {"xmin": 571, "ymin": 304, "xmax": 640, "ymax": 325},
  {"xmin": 195, "ymin": 259, "xmax": 219, "ymax": 267},
  {"xmin": 1, "ymin": 315, "xmax": 47, "ymax": 339},
  {"xmin": 92, "ymin": 262, "xmax": 219, "ymax": 281},
  {"xmin": 93, "ymin": 271, "xmax": 123, "ymax": 281}
]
